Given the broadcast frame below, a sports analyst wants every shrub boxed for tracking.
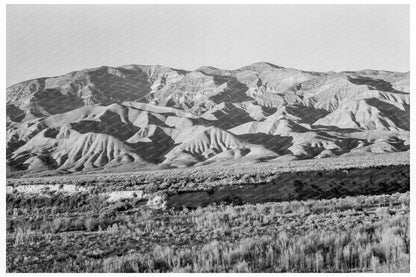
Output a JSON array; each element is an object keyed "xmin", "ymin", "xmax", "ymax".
[{"xmin": 85, "ymin": 217, "xmax": 98, "ymax": 232}]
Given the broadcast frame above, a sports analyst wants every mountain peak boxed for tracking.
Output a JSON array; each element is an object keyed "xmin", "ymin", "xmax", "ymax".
[
  {"xmin": 244, "ymin": 62, "xmax": 285, "ymax": 70},
  {"xmin": 196, "ymin": 66, "xmax": 220, "ymax": 71}
]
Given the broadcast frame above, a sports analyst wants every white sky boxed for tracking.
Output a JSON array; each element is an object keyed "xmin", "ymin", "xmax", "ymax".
[{"xmin": 6, "ymin": 4, "xmax": 409, "ymax": 86}]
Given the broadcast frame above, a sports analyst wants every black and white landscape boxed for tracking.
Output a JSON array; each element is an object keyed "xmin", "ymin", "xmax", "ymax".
[
  {"xmin": 6, "ymin": 62, "xmax": 410, "ymax": 272},
  {"xmin": 6, "ymin": 4, "xmax": 410, "ymax": 274},
  {"xmin": 6, "ymin": 63, "xmax": 410, "ymax": 173}
]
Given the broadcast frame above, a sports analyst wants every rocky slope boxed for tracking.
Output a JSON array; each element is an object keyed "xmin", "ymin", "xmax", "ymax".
[{"xmin": 6, "ymin": 62, "xmax": 410, "ymax": 174}]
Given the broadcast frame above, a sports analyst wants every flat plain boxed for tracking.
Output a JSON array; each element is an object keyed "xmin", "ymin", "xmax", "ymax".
[{"xmin": 6, "ymin": 152, "xmax": 410, "ymax": 272}]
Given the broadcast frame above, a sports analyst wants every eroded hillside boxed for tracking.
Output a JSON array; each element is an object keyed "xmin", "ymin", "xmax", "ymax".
[{"xmin": 6, "ymin": 63, "xmax": 409, "ymax": 175}]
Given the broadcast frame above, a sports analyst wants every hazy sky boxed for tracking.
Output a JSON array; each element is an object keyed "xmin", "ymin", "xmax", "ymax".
[{"xmin": 7, "ymin": 4, "xmax": 409, "ymax": 86}]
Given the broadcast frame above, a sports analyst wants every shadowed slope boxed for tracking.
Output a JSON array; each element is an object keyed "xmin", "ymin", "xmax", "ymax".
[{"xmin": 6, "ymin": 63, "xmax": 410, "ymax": 174}]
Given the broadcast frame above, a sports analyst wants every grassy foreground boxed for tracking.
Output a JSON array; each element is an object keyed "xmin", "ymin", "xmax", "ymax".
[{"xmin": 7, "ymin": 191, "xmax": 409, "ymax": 272}]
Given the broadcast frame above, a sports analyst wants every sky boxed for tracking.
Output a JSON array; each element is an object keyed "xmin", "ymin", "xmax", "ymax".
[{"xmin": 6, "ymin": 4, "xmax": 410, "ymax": 86}]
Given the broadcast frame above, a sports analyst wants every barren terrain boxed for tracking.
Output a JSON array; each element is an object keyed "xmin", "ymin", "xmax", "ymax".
[
  {"xmin": 6, "ymin": 62, "xmax": 410, "ymax": 272},
  {"xmin": 7, "ymin": 63, "xmax": 409, "ymax": 175}
]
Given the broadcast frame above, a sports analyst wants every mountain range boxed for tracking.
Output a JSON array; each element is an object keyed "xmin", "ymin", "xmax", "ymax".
[{"xmin": 6, "ymin": 62, "xmax": 410, "ymax": 175}]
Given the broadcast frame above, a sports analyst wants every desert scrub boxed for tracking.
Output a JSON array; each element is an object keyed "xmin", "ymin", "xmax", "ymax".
[
  {"xmin": 6, "ymin": 192, "xmax": 409, "ymax": 272},
  {"xmin": 99, "ymin": 214, "xmax": 409, "ymax": 273}
]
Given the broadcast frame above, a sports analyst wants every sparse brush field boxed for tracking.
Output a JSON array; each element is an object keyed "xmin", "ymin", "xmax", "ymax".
[
  {"xmin": 6, "ymin": 160, "xmax": 410, "ymax": 273},
  {"xmin": 7, "ymin": 186, "xmax": 409, "ymax": 272}
]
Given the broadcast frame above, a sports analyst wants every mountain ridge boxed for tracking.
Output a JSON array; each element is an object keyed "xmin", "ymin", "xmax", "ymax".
[{"xmin": 6, "ymin": 62, "xmax": 410, "ymax": 175}]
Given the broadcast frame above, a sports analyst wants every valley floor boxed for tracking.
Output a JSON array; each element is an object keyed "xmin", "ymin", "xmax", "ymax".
[
  {"xmin": 7, "ymin": 192, "xmax": 409, "ymax": 272},
  {"xmin": 6, "ymin": 156, "xmax": 410, "ymax": 272}
]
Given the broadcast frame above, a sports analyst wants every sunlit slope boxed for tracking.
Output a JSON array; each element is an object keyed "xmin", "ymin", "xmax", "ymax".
[{"xmin": 6, "ymin": 62, "xmax": 409, "ymax": 173}]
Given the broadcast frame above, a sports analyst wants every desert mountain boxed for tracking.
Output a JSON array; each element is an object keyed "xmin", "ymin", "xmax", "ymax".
[{"xmin": 6, "ymin": 62, "xmax": 410, "ymax": 174}]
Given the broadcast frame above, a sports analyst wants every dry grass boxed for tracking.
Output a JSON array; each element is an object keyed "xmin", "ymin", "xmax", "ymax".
[
  {"xmin": 7, "ymin": 191, "xmax": 409, "ymax": 272},
  {"xmin": 102, "ymin": 215, "xmax": 409, "ymax": 273}
]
